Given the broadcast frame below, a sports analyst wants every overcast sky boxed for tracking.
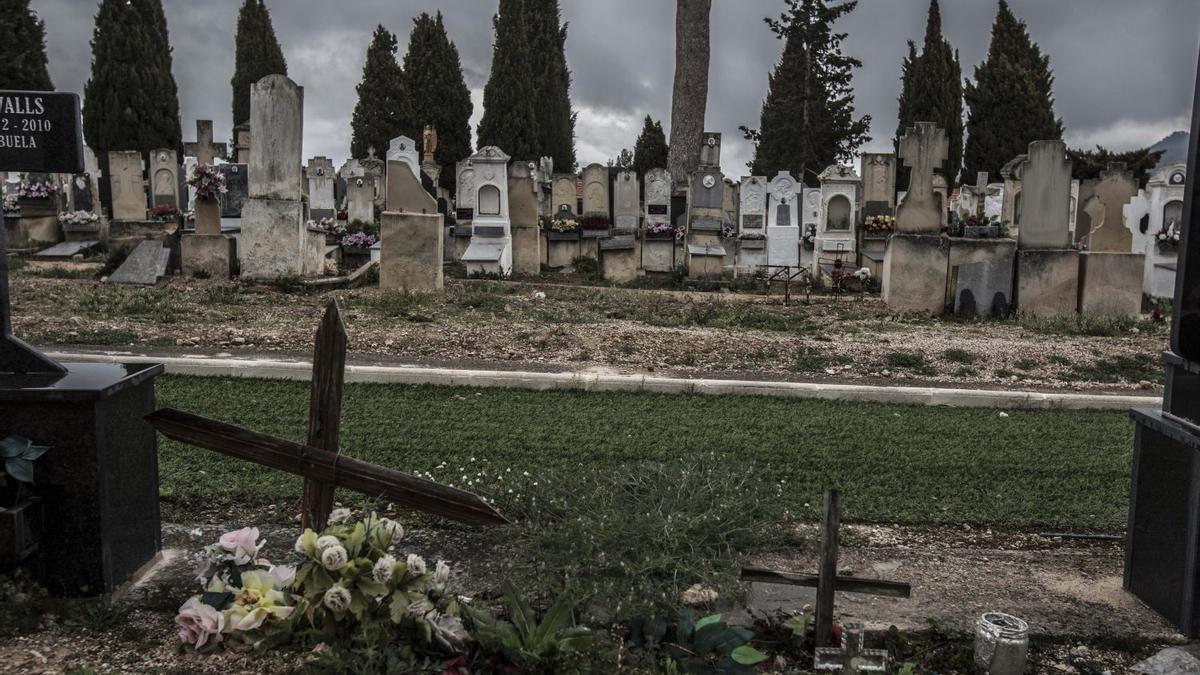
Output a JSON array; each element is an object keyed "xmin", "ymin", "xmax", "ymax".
[{"xmin": 32, "ymin": 0, "xmax": 1200, "ymax": 177}]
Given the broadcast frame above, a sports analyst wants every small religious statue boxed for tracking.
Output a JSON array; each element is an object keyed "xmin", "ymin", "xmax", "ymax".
[{"xmin": 423, "ymin": 125, "xmax": 438, "ymax": 162}]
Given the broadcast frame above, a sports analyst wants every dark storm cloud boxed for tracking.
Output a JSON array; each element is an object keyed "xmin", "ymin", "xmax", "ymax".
[{"xmin": 33, "ymin": 0, "xmax": 1200, "ymax": 177}]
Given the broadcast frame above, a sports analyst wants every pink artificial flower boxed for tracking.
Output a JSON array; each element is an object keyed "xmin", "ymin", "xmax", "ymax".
[
  {"xmin": 218, "ymin": 527, "xmax": 263, "ymax": 565},
  {"xmin": 176, "ymin": 597, "xmax": 224, "ymax": 650}
]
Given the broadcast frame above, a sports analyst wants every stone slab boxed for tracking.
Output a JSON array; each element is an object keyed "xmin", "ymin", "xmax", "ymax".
[
  {"xmin": 34, "ymin": 240, "xmax": 100, "ymax": 260},
  {"xmin": 882, "ymin": 234, "xmax": 950, "ymax": 314},
  {"xmin": 599, "ymin": 237, "xmax": 636, "ymax": 251},
  {"xmin": 947, "ymin": 237, "xmax": 1017, "ymax": 317},
  {"xmin": 108, "ymin": 239, "xmax": 169, "ymax": 285},
  {"xmin": 511, "ymin": 225, "xmax": 541, "ymax": 276},
  {"xmin": 601, "ymin": 245, "xmax": 638, "ymax": 284},
  {"xmin": 1131, "ymin": 647, "xmax": 1200, "ymax": 674},
  {"xmin": 380, "ymin": 211, "xmax": 443, "ymax": 292},
  {"xmin": 1078, "ymin": 251, "xmax": 1144, "ymax": 318},
  {"xmin": 181, "ymin": 234, "xmax": 234, "ymax": 279},
  {"xmin": 1017, "ymin": 249, "xmax": 1079, "ymax": 318},
  {"xmin": 642, "ymin": 238, "xmax": 675, "ymax": 273},
  {"xmin": 953, "ymin": 260, "xmax": 1013, "ymax": 318},
  {"xmin": 546, "ymin": 237, "xmax": 580, "ymax": 268}
]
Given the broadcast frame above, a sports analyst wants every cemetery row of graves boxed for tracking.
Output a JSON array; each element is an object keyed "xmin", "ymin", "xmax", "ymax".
[{"xmin": 3, "ymin": 73, "xmax": 1183, "ymax": 325}]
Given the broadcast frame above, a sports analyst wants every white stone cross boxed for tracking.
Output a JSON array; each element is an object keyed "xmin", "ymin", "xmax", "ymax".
[
  {"xmin": 814, "ymin": 624, "xmax": 889, "ymax": 674},
  {"xmin": 184, "ymin": 120, "xmax": 227, "ymax": 166}
]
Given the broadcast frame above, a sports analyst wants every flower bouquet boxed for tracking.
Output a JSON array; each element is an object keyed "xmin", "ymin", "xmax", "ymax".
[
  {"xmin": 1157, "ymin": 221, "xmax": 1182, "ymax": 250},
  {"xmin": 547, "ymin": 216, "xmax": 580, "ymax": 233},
  {"xmin": 152, "ymin": 204, "xmax": 181, "ymax": 220},
  {"xmin": 341, "ymin": 231, "xmax": 378, "ymax": 249},
  {"xmin": 721, "ymin": 223, "xmax": 736, "ymax": 239},
  {"xmin": 580, "ymin": 214, "xmax": 610, "ymax": 231},
  {"xmin": 58, "ymin": 210, "xmax": 99, "ymax": 228},
  {"xmin": 3, "ymin": 194, "xmax": 19, "ymax": 215},
  {"xmin": 17, "ymin": 179, "xmax": 60, "ymax": 200},
  {"xmin": 188, "ymin": 164, "xmax": 227, "ymax": 202},
  {"xmin": 802, "ymin": 224, "xmax": 817, "ymax": 250},
  {"xmin": 645, "ymin": 221, "xmax": 675, "ymax": 239},
  {"xmin": 863, "ymin": 214, "xmax": 894, "ymax": 233}
]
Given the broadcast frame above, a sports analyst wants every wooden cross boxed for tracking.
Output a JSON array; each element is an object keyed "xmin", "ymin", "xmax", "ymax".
[
  {"xmin": 145, "ymin": 300, "xmax": 507, "ymax": 529},
  {"xmin": 813, "ymin": 623, "xmax": 889, "ymax": 673},
  {"xmin": 183, "ymin": 120, "xmax": 228, "ymax": 166},
  {"xmin": 0, "ymin": 179, "xmax": 66, "ymax": 377},
  {"xmin": 741, "ymin": 489, "xmax": 910, "ymax": 649}
]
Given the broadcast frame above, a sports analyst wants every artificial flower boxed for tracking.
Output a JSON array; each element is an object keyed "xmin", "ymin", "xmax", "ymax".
[
  {"xmin": 406, "ymin": 554, "xmax": 427, "ymax": 576},
  {"xmin": 373, "ymin": 555, "xmax": 396, "ymax": 585},
  {"xmin": 323, "ymin": 585, "xmax": 352, "ymax": 613},
  {"xmin": 218, "ymin": 527, "xmax": 263, "ymax": 566},
  {"xmin": 176, "ymin": 597, "xmax": 224, "ymax": 650},
  {"xmin": 321, "ymin": 545, "xmax": 349, "ymax": 571}
]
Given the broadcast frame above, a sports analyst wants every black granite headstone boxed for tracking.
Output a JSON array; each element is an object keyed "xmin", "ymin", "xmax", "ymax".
[
  {"xmin": 218, "ymin": 164, "xmax": 248, "ymax": 218},
  {"xmin": 0, "ymin": 91, "xmax": 84, "ymax": 174},
  {"xmin": 1126, "ymin": 45, "xmax": 1200, "ymax": 637}
]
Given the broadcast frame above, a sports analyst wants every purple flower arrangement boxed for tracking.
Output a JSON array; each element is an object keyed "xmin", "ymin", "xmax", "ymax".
[
  {"xmin": 645, "ymin": 221, "xmax": 675, "ymax": 238},
  {"xmin": 188, "ymin": 164, "xmax": 228, "ymax": 201},
  {"xmin": 17, "ymin": 179, "xmax": 60, "ymax": 200},
  {"xmin": 342, "ymin": 231, "xmax": 378, "ymax": 248}
]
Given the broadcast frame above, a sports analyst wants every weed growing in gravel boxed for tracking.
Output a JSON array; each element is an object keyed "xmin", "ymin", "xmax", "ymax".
[
  {"xmin": 364, "ymin": 290, "xmax": 436, "ymax": 322},
  {"xmin": 1019, "ymin": 313, "xmax": 1139, "ymax": 337},
  {"xmin": 1061, "ymin": 355, "xmax": 1161, "ymax": 384},
  {"xmin": 200, "ymin": 285, "xmax": 245, "ymax": 306},
  {"xmin": 885, "ymin": 351, "xmax": 936, "ymax": 376},
  {"xmin": 792, "ymin": 346, "xmax": 851, "ymax": 373},
  {"xmin": 1015, "ymin": 358, "xmax": 1040, "ymax": 371},
  {"xmin": 942, "ymin": 348, "xmax": 976, "ymax": 364}
]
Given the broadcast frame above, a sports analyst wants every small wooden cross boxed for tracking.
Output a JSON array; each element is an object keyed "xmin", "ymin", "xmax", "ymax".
[
  {"xmin": 814, "ymin": 623, "xmax": 889, "ymax": 673},
  {"xmin": 741, "ymin": 489, "xmax": 911, "ymax": 649},
  {"xmin": 146, "ymin": 300, "xmax": 507, "ymax": 529},
  {"xmin": 0, "ymin": 180, "xmax": 66, "ymax": 376},
  {"xmin": 184, "ymin": 120, "xmax": 228, "ymax": 166}
]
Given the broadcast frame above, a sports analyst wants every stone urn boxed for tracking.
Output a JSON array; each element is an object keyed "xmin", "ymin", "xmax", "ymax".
[{"xmin": 193, "ymin": 197, "xmax": 221, "ymax": 235}]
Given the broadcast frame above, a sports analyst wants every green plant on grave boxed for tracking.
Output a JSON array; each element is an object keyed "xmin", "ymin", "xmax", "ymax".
[
  {"xmin": 347, "ymin": 219, "xmax": 380, "ymax": 237},
  {"xmin": 629, "ymin": 609, "xmax": 767, "ymax": 675},
  {"xmin": 571, "ymin": 255, "xmax": 598, "ymax": 276},
  {"xmin": 464, "ymin": 580, "xmax": 597, "ymax": 672},
  {"xmin": 0, "ymin": 435, "xmax": 49, "ymax": 507}
]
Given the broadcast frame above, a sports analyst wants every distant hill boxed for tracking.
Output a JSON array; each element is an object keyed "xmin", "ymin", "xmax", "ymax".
[{"xmin": 1152, "ymin": 131, "xmax": 1189, "ymax": 168}]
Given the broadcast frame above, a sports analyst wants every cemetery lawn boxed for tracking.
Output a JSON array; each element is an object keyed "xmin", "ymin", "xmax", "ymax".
[
  {"xmin": 156, "ymin": 374, "xmax": 1134, "ymax": 532},
  {"xmin": 13, "ymin": 272, "xmax": 1170, "ymax": 392}
]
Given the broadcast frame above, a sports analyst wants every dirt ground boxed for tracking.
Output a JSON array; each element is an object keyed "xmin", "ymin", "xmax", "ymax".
[
  {"xmin": 0, "ymin": 521, "xmax": 1182, "ymax": 674},
  {"xmin": 10, "ymin": 269, "xmax": 1170, "ymax": 394}
]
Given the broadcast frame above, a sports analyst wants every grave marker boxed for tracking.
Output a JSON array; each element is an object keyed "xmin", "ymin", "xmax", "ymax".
[
  {"xmin": 895, "ymin": 122, "xmax": 948, "ymax": 233},
  {"xmin": 149, "ymin": 148, "xmax": 180, "ymax": 209},
  {"xmin": 184, "ymin": 119, "xmax": 227, "ymax": 166}
]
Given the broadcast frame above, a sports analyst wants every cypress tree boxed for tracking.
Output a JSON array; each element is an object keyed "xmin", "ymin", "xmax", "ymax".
[
  {"xmin": 349, "ymin": 25, "xmax": 414, "ymax": 159},
  {"xmin": 83, "ymin": 0, "xmax": 182, "ymax": 155},
  {"xmin": 402, "ymin": 12, "xmax": 474, "ymax": 194},
  {"xmin": 1068, "ymin": 146, "xmax": 1164, "ymax": 189},
  {"xmin": 744, "ymin": 0, "xmax": 870, "ymax": 187},
  {"xmin": 632, "ymin": 115, "xmax": 669, "ymax": 177},
  {"xmin": 0, "ymin": 0, "xmax": 52, "ymax": 91},
  {"xmin": 231, "ymin": 0, "xmax": 287, "ymax": 128},
  {"xmin": 895, "ymin": 0, "xmax": 962, "ymax": 188},
  {"xmin": 477, "ymin": 0, "xmax": 539, "ymax": 159},
  {"xmin": 962, "ymin": 0, "xmax": 1063, "ymax": 181},
  {"xmin": 525, "ymin": 0, "xmax": 576, "ymax": 171}
]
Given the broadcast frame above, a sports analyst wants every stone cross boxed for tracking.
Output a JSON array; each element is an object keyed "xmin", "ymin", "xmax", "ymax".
[
  {"xmin": 895, "ymin": 122, "xmax": 948, "ymax": 233},
  {"xmin": 813, "ymin": 624, "xmax": 889, "ymax": 674},
  {"xmin": 973, "ymin": 171, "xmax": 990, "ymax": 220},
  {"xmin": 184, "ymin": 120, "xmax": 227, "ymax": 166}
]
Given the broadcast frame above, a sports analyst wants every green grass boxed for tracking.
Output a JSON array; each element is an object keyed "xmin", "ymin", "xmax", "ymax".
[
  {"xmin": 942, "ymin": 348, "xmax": 976, "ymax": 364},
  {"xmin": 155, "ymin": 375, "xmax": 1134, "ymax": 531}
]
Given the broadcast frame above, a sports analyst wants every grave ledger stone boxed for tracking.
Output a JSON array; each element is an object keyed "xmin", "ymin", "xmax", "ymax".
[
  {"xmin": 1126, "ymin": 44, "xmax": 1200, "ymax": 638},
  {"xmin": 0, "ymin": 89, "xmax": 162, "ymax": 595},
  {"xmin": 239, "ymin": 75, "xmax": 324, "ymax": 279}
]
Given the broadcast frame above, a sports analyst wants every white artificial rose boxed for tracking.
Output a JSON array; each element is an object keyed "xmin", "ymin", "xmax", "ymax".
[
  {"xmin": 321, "ymin": 545, "xmax": 348, "ymax": 571},
  {"xmin": 406, "ymin": 598, "xmax": 434, "ymax": 620},
  {"xmin": 406, "ymin": 554, "xmax": 427, "ymax": 576},
  {"xmin": 680, "ymin": 584, "xmax": 719, "ymax": 606},
  {"xmin": 315, "ymin": 535, "xmax": 340, "ymax": 551},
  {"xmin": 380, "ymin": 519, "xmax": 405, "ymax": 544},
  {"xmin": 328, "ymin": 507, "xmax": 352, "ymax": 525},
  {"xmin": 323, "ymin": 585, "xmax": 352, "ymax": 613},
  {"xmin": 433, "ymin": 561, "xmax": 450, "ymax": 589},
  {"xmin": 373, "ymin": 555, "xmax": 396, "ymax": 585}
]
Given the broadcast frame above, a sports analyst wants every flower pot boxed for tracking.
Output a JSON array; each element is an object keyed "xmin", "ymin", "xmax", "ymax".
[{"xmin": 0, "ymin": 496, "xmax": 44, "ymax": 565}]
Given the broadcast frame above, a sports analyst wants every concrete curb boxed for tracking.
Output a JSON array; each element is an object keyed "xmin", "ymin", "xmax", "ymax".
[{"xmin": 47, "ymin": 351, "xmax": 1159, "ymax": 411}]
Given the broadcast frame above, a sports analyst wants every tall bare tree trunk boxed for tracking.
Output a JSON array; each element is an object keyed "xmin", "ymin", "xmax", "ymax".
[{"xmin": 668, "ymin": 0, "xmax": 711, "ymax": 186}]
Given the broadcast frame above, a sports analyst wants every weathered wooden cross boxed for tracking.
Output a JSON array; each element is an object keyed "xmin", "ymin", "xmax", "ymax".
[
  {"xmin": 146, "ymin": 300, "xmax": 507, "ymax": 529},
  {"xmin": 0, "ymin": 182, "xmax": 66, "ymax": 377},
  {"xmin": 741, "ymin": 489, "xmax": 910, "ymax": 649}
]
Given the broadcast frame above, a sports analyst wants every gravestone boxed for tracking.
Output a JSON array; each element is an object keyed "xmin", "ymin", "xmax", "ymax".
[
  {"xmin": 642, "ymin": 168, "xmax": 674, "ymax": 273},
  {"xmin": 581, "ymin": 163, "xmax": 610, "ymax": 218},
  {"xmin": 613, "ymin": 169, "xmax": 639, "ymax": 231},
  {"xmin": 386, "ymin": 158, "xmax": 435, "ymax": 215},
  {"xmin": 691, "ymin": 168, "xmax": 724, "ymax": 211},
  {"xmin": 233, "ymin": 123, "xmax": 251, "ymax": 164},
  {"xmin": 1015, "ymin": 140, "xmax": 1078, "ymax": 317},
  {"xmin": 737, "ymin": 176, "xmax": 768, "ymax": 274},
  {"xmin": 884, "ymin": 122, "xmax": 950, "ymax": 313},
  {"xmin": 388, "ymin": 136, "xmax": 420, "ymax": 180},
  {"xmin": 108, "ymin": 150, "xmax": 145, "ymax": 221},
  {"xmin": 894, "ymin": 122, "xmax": 947, "ymax": 233},
  {"xmin": 552, "ymin": 174, "xmax": 578, "ymax": 214},
  {"xmin": 508, "ymin": 160, "xmax": 542, "ymax": 276},
  {"xmin": 461, "ymin": 147, "xmax": 513, "ymax": 276},
  {"xmin": 1083, "ymin": 163, "xmax": 1137, "ymax": 252},
  {"xmin": 859, "ymin": 152, "xmax": 896, "ymax": 215},
  {"xmin": 184, "ymin": 119, "xmax": 226, "ymax": 166},
  {"xmin": 306, "ymin": 157, "xmax": 336, "ymax": 221},
  {"xmin": 766, "ymin": 171, "xmax": 800, "ymax": 268},
  {"xmin": 346, "ymin": 175, "xmax": 375, "ymax": 224},
  {"xmin": 816, "ymin": 165, "xmax": 860, "ymax": 278},
  {"xmin": 1001, "ymin": 154, "xmax": 1028, "ymax": 228},
  {"xmin": 108, "ymin": 239, "xmax": 170, "ymax": 285},
  {"xmin": 456, "ymin": 160, "xmax": 477, "ymax": 222},
  {"xmin": 149, "ymin": 148, "xmax": 179, "ymax": 210},
  {"xmin": 217, "ymin": 164, "xmax": 248, "ymax": 218},
  {"xmin": 239, "ymin": 75, "xmax": 324, "ymax": 279},
  {"xmin": 71, "ymin": 173, "xmax": 94, "ymax": 213}
]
